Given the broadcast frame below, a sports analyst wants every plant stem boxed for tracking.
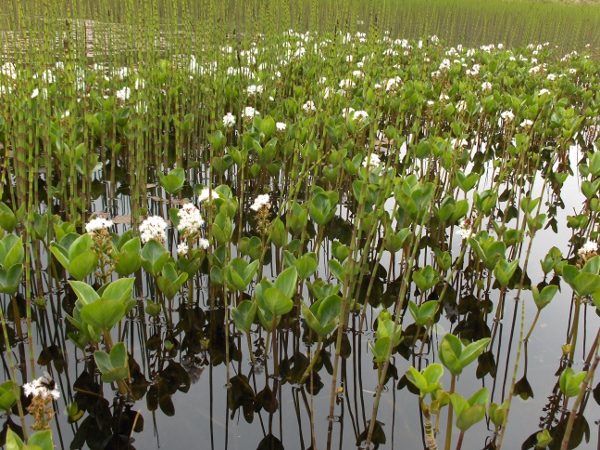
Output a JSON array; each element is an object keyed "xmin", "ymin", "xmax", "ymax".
[{"xmin": 444, "ymin": 374, "xmax": 456, "ymax": 450}]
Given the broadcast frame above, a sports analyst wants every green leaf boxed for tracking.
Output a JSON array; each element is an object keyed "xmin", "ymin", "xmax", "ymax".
[
  {"xmin": 533, "ymin": 284, "xmax": 558, "ymax": 310},
  {"xmin": 1, "ymin": 236, "xmax": 24, "ymax": 268},
  {"xmin": 559, "ymin": 368, "xmax": 587, "ymax": 398},
  {"xmin": 270, "ymin": 218, "xmax": 287, "ymax": 248},
  {"xmin": 412, "ymin": 266, "xmax": 440, "ymax": 292},
  {"xmin": 0, "ymin": 380, "xmax": 17, "ymax": 412},
  {"xmin": 263, "ymin": 287, "xmax": 294, "ymax": 316},
  {"xmin": 67, "ymin": 234, "xmax": 93, "ymax": 261},
  {"xmin": 460, "ymin": 338, "xmax": 491, "ymax": 368},
  {"xmin": 329, "ymin": 259, "xmax": 346, "ymax": 282},
  {"xmin": 81, "ymin": 297, "xmax": 126, "ymax": 330},
  {"xmin": 302, "ymin": 294, "xmax": 342, "ymax": 337},
  {"xmin": 160, "ymin": 168, "xmax": 185, "ymax": 195},
  {"xmin": 494, "ymin": 259, "xmax": 519, "ymax": 287},
  {"xmin": 0, "ymin": 203, "xmax": 17, "ymax": 232},
  {"xmin": 68, "ymin": 280, "xmax": 100, "ymax": 305},
  {"xmin": 293, "ymin": 252, "xmax": 318, "ymax": 279},
  {"xmin": 370, "ymin": 336, "xmax": 391, "ymax": 363},
  {"xmin": 405, "ymin": 367, "xmax": 428, "ymax": 393},
  {"xmin": 68, "ymin": 251, "xmax": 98, "ymax": 280},
  {"xmin": 573, "ymin": 272, "xmax": 600, "ymax": 297},
  {"xmin": 141, "ymin": 239, "xmax": 170, "ymax": 276},
  {"xmin": 423, "ymin": 364, "xmax": 444, "ymax": 386},
  {"xmin": 114, "ymin": 251, "xmax": 142, "ymax": 276},
  {"xmin": 6, "ymin": 428, "xmax": 24, "ymax": 450},
  {"xmin": 232, "ymin": 300, "xmax": 257, "ymax": 333},
  {"xmin": 275, "ymin": 266, "xmax": 297, "ymax": 299},
  {"xmin": 439, "ymin": 334, "xmax": 464, "ymax": 375},
  {"xmin": 93, "ymin": 342, "xmax": 129, "ymax": 383},
  {"xmin": 27, "ymin": 430, "xmax": 54, "ymax": 450},
  {"xmin": 0, "ymin": 264, "xmax": 23, "ymax": 295}
]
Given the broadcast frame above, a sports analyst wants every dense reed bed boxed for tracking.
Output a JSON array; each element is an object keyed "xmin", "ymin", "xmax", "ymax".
[{"xmin": 0, "ymin": 0, "xmax": 600, "ymax": 449}]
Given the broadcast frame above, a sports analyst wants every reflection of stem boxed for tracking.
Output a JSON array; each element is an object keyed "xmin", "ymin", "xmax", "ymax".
[
  {"xmin": 567, "ymin": 295, "xmax": 582, "ymax": 363},
  {"xmin": 0, "ymin": 306, "xmax": 28, "ymax": 438},
  {"xmin": 560, "ymin": 331, "xmax": 600, "ymax": 450},
  {"xmin": 496, "ymin": 295, "xmax": 526, "ymax": 449},
  {"xmin": 246, "ymin": 332, "xmax": 257, "ymax": 365},
  {"xmin": 444, "ymin": 374, "xmax": 456, "ymax": 450},
  {"xmin": 299, "ymin": 337, "xmax": 323, "ymax": 384}
]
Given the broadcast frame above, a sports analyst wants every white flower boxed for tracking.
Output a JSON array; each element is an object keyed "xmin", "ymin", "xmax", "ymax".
[
  {"xmin": 177, "ymin": 242, "xmax": 189, "ymax": 256},
  {"xmin": 520, "ymin": 119, "xmax": 533, "ymax": 128},
  {"xmin": 302, "ymin": 100, "xmax": 316, "ymax": 113},
  {"xmin": 116, "ymin": 87, "xmax": 131, "ymax": 101},
  {"xmin": 41, "ymin": 69, "xmax": 55, "ymax": 83},
  {"xmin": 250, "ymin": 194, "xmax": 271, "ymax": 211},
  {"xmin": 139, "ymin": 216, "xmax": 168, "ymax": 244},
  {"xmin": 198, "ymin": 188, "xmax": 220, "ymax": 203},
  {"xmin": 276, "ymin": 122, "xmax": 287, "ymax": 131},
  {"xmin": 223, "ymin": 112, "xmax": 236, "ymax": 128},
  {"xmin": 481, "ymin": 81, "xmax": 492, "ymax": 92},
  {"xmin": 456, "ymin": 219, "xmax": 472, "ymax": 240},
  {"xmin": 362, "ymin": 153, "xmax": 381, "ymax": 170},
  {"xmin": 177, "ymin": 203, "xmax": 204, "ymax": 235},
  {"xmin": 339, "ymin": 79, "xmax": 355, "ymax": 90},
  {"xmin": 578, "ymin": 240, "xmax": 598, "ymax": 257},
  {"xmin": 455, "ymin": 100, "xmax": 467, "ymax": 112},
  {"xmin": 346, "ymin": 55, "xmax": 353, "ymax": 62},
  {"xmin": 1, "ymin": 62, "xmax": 16, "ymax": 79},
  {"xmin": 86, "ymin": 217, "xmax": 114, "ymax": 233},
  {"xmin": 385, "ymin": 77, "xmax": 402, "ymax": 92},
  {"xmin": 341, "ymin": 106, "xmax": 355, "ymax": 118},
  {"xmin": 242, "ymin": 106, "xmax": 259, "ymax": 119},
  {"xmin": 31, "ymin": 88, "xmax": 39, "ymax": 99},
  {"xmin": 247, "ymin": 84, "xmax": 263, "ymax": 96},
  {"xmin": 539, "ymin": 89, "xmax": 550, "ymax": 96},
  {"xmin": 547, "ymin": 73, "xmax": 556, "ymax": 81},
  {"xmin": 353, "ymin": 110, "xmax": 369, "ymax": 122},
  {"xmin": 501, "ymin": 110, "xmax": 515, "ymax": 122},
  {"xmin": 23, "ymin": 373, "xmax": 60, "ymax": 400},
  {"xmin": 198, "ymin": 238, "xmax": 210, "ymax": 250}
]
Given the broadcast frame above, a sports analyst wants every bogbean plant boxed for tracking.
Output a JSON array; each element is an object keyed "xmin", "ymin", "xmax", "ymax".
[{"xmin": 1, "ymin": 5, "xmax": 600, "ymax": 447}]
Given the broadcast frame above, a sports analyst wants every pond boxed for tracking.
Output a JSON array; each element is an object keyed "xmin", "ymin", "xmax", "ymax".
[{"xmin": 1, "ymin": 12, "xmax": 600, "ymax": 450}]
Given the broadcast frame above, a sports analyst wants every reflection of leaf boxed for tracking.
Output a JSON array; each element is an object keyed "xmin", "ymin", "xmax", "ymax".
[
  {"xmin": 356, "ymin": 420, "xmax": 386, "ymax": 449},
  {"xmin": 158, "ymin": 381, "xmax": 175, "ymax": 416},
  {"xmin": 255, "ymin": 384, "xmax": 278, "ymax": 413},
  {"xmin": 549, "ymin": 415, "xmax": 590, "ymax": 450},
  {"xmin": 256, "ymin": 434, "xmax": 284, "ymax": 450},
  {"xmin": 514, "ymin": 375, "xmax": 534, "ymax": 400},
  {"xmin": 593, "ymin": 382, "xmax": 600, "ymax": 405}
]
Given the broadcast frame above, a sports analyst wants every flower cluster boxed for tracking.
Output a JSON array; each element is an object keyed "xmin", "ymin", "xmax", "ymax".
[
  {"xmin": 578, "ymin": 240, "xmax": 598, "ymax": 259},
  {"xmin": 223, "ymin": 112, "xmax": 236, "ymax": 128},
  {"xmin": 86, "ymin": 217, "xmax": 114, "ymax": 234},
  {"xmin": 23, "ymin": 373, "xmax": 60, "ymax": 431},
  {"xmin": 23, "ymin": 373, "xmax": 60, "ymax": 400},
  {"xmin": 242, "ymin": 106, "xmax": 259, "ymax": 120},
  {"xmin": 456, "ymin": 218, "xmax": 473, "ymax": 240},
  {"xmin": 362, "ymin": 153, "xmax": 381, "ymax": 170},
  {"xmin": 197, "ymin": 187, "xmax": 221, "ymax": 203},
  {"xmin": 250, "ymin": 194, "xmax": 271, "ymax": 211},
  {"xmin": 177, "ymin": 203, "xmax": 205, "ymax": 238},
  {"xmin": 139, "ymin": 216, "xmax": 168, "ymax": 244}
]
